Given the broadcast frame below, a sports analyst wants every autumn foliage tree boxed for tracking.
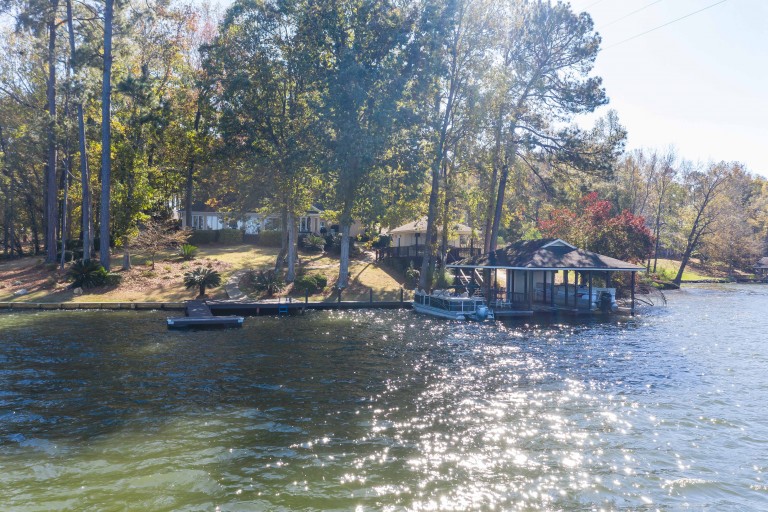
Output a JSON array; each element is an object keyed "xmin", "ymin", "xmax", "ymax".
[{"xmin": 539, "ymin": 192, "xmax": 654, "ymax": 263}]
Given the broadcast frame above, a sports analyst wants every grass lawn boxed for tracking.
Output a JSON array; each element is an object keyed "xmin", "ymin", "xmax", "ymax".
[
  {"xmin": 0, "ymin": 244, "xmax": 406, "ymax": 303},
  {"xmin": 651, "ymin": 258, "xmax": 712, "ymax": 282}
]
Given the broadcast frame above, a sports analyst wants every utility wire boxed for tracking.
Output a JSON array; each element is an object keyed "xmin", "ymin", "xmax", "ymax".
[
  {"xmin": 604, "ymin": 0, "xmax": 728, "ymax": 50},
  {"xmin": 599, "ymin": 0, "xmax": 665, "ymax": 30},
  {"xmin": 583, "ymin": 0, "xmax": 606, "ymax": 9}
]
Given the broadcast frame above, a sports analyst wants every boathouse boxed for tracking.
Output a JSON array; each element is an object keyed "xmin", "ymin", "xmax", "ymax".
[{"xmin": 448, "ymin": 238, "xmax": 645, "ymax": 316}]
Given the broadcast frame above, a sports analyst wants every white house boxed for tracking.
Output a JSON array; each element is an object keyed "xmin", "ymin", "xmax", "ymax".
[{"xmin": 178, "ymin": 206, "xmax": 364, "ymax": 237}]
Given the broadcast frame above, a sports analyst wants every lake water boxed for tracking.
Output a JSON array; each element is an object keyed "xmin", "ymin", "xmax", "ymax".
[{"xmin": 1, "ymin": 284, "xmax": 767, "ymax": 511}]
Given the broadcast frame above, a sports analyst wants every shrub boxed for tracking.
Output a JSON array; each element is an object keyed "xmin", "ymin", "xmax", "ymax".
[
  {"xmin": 188, "ymin": 230, "xmax": 217, "ymax": 245},
  {"xmin": 253, "ymin": 269, "xmax": 284, "ymax": 296},
  {"xmin": 293, "ymin": 273, "xmax": 328, "ymax": 294},
  {"xmin": 104, "ymin": 273, "xmax": 122, "ymax": 287},
  {"xmin": 405, "ymin": 261, "xmax": 420, "ymax": 286},
  {"xmin": 302, "ymin": 234, "xmax": 325, "ymax": 252},
  {"xmin": 219, "ymin": 228, "xmax": 243, "ymax": 244},
  {"xmin": 372, "ymin": 234, "xmax": 391, "ymax": 249},
  {"xmin": 69, "ymin": 260, "xmax": 109, "ymax": 289},
  {"xmin": 180, "ymin": 243, "xmax": 198, "ymax": 260},
  {"xmin": 432, "ymin": 268, "xmax": 454, "ymax": 289},
  {"xmin": 56, "ymin": 250, "xmax": 77, "ymax": 263},
  {"xmin": 257, "ymin": 231, "xmax": 284, "ymax": 247},
  {"xmin": 324, "ymin": 233, "xmax": 359, "ymax": 256},
  {"xmin": 183, "ymin": 267, "xmax": 222, "ymax": 297}
]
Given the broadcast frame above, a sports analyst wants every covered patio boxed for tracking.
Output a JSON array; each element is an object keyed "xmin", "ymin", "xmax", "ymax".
[{"xmin": 448, "ymin": 239, "xmax": 645, "ymax": 317}]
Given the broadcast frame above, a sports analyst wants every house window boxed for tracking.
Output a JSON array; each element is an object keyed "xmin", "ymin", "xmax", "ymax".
[
  {"xmin": 300, "ymin": 217, "xmax": 309, "ymax": 232},
  {"xmin": 192, "ymin": 214, "xmax": 204, "ymax": 230}
]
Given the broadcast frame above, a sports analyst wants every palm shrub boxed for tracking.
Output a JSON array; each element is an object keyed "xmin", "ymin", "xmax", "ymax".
[
  {"xmin": 183, "ymin": 267, "xmax": 222, "ymax": 298},
  {"xmin": 180, "ymin": 243, "xmax": 198, "ymax": 260},
  {"xmin": 254, "ymin": 269, "xmax": 284, "ymax": 296},
  {"xmin": 69, "ymin": 260, "xmax": 110, "ymax": 289},
  {"xmin": 302, "ymin": 234, "xmax": 325, "ymax": 252}
]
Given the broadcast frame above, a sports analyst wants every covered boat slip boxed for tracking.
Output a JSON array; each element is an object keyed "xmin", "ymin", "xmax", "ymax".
[{"xmin": 448, "ymin": 238, "xmax": 644, "ymax": 317}]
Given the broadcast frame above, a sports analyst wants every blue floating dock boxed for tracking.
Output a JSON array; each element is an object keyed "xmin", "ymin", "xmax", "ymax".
[{"xmin": 167, "ymin": 300, "xmax": 244, "ymax": 329}]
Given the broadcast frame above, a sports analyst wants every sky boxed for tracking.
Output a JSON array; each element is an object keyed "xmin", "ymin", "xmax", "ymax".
[{"xmin": 570, "ymin": 0, "xmax": 768, "ymax": 176}]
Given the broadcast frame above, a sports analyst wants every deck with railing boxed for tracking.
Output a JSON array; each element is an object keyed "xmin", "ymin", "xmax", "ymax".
[{"xmin": 377, "ymin": 246, "xmax": 481, "ymax": 262}]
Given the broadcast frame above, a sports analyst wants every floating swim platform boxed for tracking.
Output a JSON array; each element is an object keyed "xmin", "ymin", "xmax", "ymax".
[{"xmin": 167, "ymin": 300, "xmax": 244, "ymax": 329}]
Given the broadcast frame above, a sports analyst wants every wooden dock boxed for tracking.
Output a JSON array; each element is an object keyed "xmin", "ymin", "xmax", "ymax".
[
  {"xmin": 167, "ymin": 300, "xmax": 245, "ymax": 329},
  {"xmin": 207, "ymin": 299, "xmax": 410, "ymax": 316}
]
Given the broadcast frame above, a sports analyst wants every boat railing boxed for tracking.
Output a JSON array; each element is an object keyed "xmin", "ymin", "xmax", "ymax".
[{"xmin": 415, "ymin": 292, "xmax": 484, "ymax": 313}]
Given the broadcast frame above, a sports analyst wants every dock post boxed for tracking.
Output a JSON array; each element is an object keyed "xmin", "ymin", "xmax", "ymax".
[
  {"xmin": 370, "ymin": 288, "xmax": 373, "ymax": 303},
  {"xmin": 630, "ymin": 271, "xmax": 636, "ymax": 316},
  {"xmin": 305, "ymin": 289, "xmax": 309, "ymax": 304},
  {"xmin": 400, "ymin": 288, "xmax": 404, "ymax": 303},
  {"xmin": 338, "ymin": 288, "xmax": 342, "ymax": 303}
]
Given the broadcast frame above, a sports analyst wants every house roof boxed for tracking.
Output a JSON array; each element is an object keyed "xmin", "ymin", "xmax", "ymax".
[
  {"xmin": 755, "ymin": 257, "xmax": 768, "ymax": 269},
  {"xmin": 388, "ymin": 216, "xmax": 473, "ymax": 235},
  {"xmin": 448, "ymin": 238, "xmax": 644, "ymax": 272}
]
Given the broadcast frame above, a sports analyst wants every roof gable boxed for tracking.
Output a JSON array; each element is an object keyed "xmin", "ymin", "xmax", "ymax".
[{"xmin": 451, "ymin": 238, "xmax": 644, "ymax": 271}]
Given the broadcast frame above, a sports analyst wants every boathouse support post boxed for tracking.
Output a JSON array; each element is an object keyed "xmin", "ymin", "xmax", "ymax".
[
  {"xmin": 550, "ymin": 271, "xmax": 556, "ymax": 307},
  {"xmin": 370, "ymin": 288, "xmax": 373, "ymax": 303},
  {"xmin": 511, "ymin": 271, "xmax": 516, "ymax": 304},
  {"xmin": 543, "ymin": 271, "xmax": 547, "ymax": 304},
  {"xmin": 528, "ymin": 271, "xmax": 533, "ymax": 310},
  {"xmin": 523, "ymin": 271, "xmax": 528, "ymax": 308},
  {"xmin": 506, "ymin": 269, "xmax": 512, "ymax": 305},
  {"xmin": 631, "ymin": 271, "xmax": 636, "ymax": 316},
  {"xmin": 574, "ymin": 272, "xmax": 579, "ymax": 310},
  {"xmin": 588, "ymin": 272, "xmax": 593, "ymax": 311},
  {"xmin": 563, "ymin": 270, "xmax": 569, "ymax": 307}
]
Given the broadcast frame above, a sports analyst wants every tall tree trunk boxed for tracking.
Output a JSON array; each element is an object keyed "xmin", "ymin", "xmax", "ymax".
[
  {"xmin": 184, "ymin": 106, "xmax": 202, "ymax": 230},
  {"xmin": 483, "ymin": 111, "xmax": 504, "ymax": 253},
  {"xmin": 45, "ymin": 0, "xmax": 59, "ymax": 264},
  {"xmin": 0, "ymin": 123, "xmax": 14, "ymax": 257},
  {"xmin": 489, "ymin": 158, "xmax": 513, "ymax": 253},
  {"xmin": 439, "ymin": 161, "xmax": 451, "ymax": 268},
  {"xmin": 273, "ymin": 207, "xmax": 288, "ymax": 272},
  {"xmin": 419, "ymin": 159, "xmax": 441, "ymax": 290},
  {"xmin": 338, "ymin": 222, "xmax": 351, "ymax": 289},
  {"xmin": 286, "ymin": 210, "xmax": 296, "ymax": 283},
  {"xmin": 66, "ymin": 0, "xmax": 92, "ymax": 262},
  {"xmin": 99, "ymin": 0, "xmax": 114, "ymax": 269},
  {"xmin": 60, "ymin": 154, "xmax": 70, "ymax": 269}
]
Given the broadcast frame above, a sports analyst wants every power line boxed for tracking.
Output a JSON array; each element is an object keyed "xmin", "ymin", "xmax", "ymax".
[
  {"xmin": 604, "ymin": 0, "xmax": 728, "ymax": 50},
  {"xmin": 582, "ymin": 0, "xmax": 606, "ymax": 10},
  {"xmin": 599, "ymin": 0, "xmax": 665, "ymax": 30}
]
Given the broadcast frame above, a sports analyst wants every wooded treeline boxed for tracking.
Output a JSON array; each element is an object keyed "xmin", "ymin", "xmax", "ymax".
[{"xmin": 1, "ymin": 0, "xmax": 766, "ymax": 287}]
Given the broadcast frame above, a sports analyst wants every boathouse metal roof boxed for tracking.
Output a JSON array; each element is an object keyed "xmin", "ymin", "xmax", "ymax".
[
  {"xmin": 448, "ymin": 238, "xmax": 644, "ymax": 272},
  {"xmin": 754, "ymin": 257, "xmax": 768, "ymax": 269}
]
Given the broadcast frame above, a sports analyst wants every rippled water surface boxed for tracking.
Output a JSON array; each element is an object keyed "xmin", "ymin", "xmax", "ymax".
[{"xmin": 2, "ymin": 284, "xmax": 768, "ymax": 510}]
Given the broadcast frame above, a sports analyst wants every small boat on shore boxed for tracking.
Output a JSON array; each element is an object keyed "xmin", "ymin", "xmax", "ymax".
[{"xmin": 412, "ymin": 289, "xmax": 494, "ymax": 321}]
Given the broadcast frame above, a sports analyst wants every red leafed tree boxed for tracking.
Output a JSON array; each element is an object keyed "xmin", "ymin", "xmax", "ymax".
[{"xmin": 539, "ymin": 192, "xmax": 654, "ymax": 263}]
